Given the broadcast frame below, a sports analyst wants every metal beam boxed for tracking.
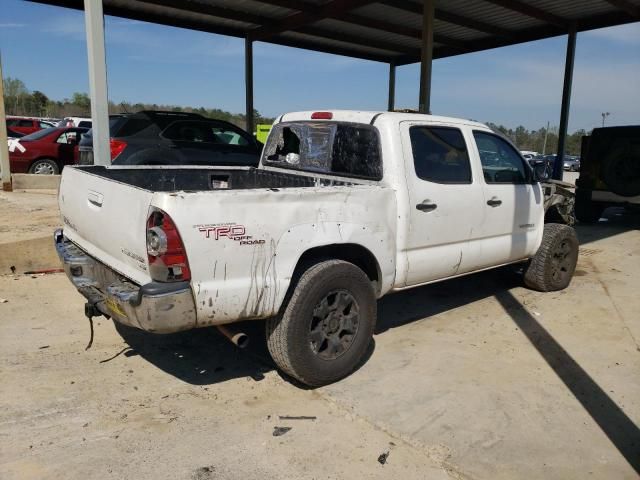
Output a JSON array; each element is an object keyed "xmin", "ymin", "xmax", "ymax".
[
  {"xmin": 253, "ymin": 0, "xmax": 467, "ymax": 50},
  {"xmin": 249, "ymin": 0, "xmax": 376, "ymax": 41},
  {"xmin": 554, "ymin": 26, "xmax": 577, "ymax": 181},
  {"xmin": 418, "ymin": 0, "xmax": 434, "ymax": 114},
  {"xmin": 481, "ymin": 0, "xmax": 567, "ymax": 28},
  {"xmin": 0, "ymin": 56, "xmax": 12, "ymax": 191},
  {"xmin": 136, "ymin": 0, "xmax": 266, "ymax": 26},
  {"xmin": 245, "ymin": 37, "xmax": 254, "ymax": 138},
  {"xmin": 603, "ymin": 0, "xmax": 640, "ymax": 19},
  {"xmin": 299, "ymin": 25, "xmax": 420, "ymax": 56},
  {"xmin": 388, "ymin": 63, "xmax": 396, "ymax": 111},
  {"xmin": 84, "ymin": 0, "xmax": 110, "ymax": 166},
  {"xmin": 379, "ymin": 0, "xmax": 514, "ymax": 38},
  {"xmin": 338, "ymin": 13, "xmax": 469, "ymax": 50},
  {"xmin": 395, "ymin": 10, "xmax": 636, "ymax": 65}
]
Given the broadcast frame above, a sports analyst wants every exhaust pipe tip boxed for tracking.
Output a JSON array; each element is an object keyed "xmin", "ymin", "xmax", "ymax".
[
  {"xmin": 216, "ymin": 325, "xmax": 249, "ymax": 349},
  {"xmin": 234, "ymin": 333, "xmax": 250, "ymax": 349}
]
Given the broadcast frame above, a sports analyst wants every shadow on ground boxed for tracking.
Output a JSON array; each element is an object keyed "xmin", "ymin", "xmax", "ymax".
[
  {"xmin": 114, "ymin": 320, "xmax": 274, "ymax": 385},
  {"xmin": 576, "ymin": 206, "xmax": 640, "ymax": 245},
  {"xmin": 112, "ymin": 211, "xmax": 640, "ymax": 473},
  {"xmin": 114, "ymin": 266, "xmax": 520, "ymax": 387}
]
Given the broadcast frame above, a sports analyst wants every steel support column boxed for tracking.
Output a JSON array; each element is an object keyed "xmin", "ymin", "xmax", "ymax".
[
  {"xmin": 0, "ymin": 56, "xmax": 12, "ymax": 191},
  {"xmin": 245, "ymin": 37, "xmax": 254, "ymax": 137},
  {"xmin": 554, "ymin": 25, "xmax": 577, "ymax": 180},
  {"xmin": 388, "ymin": 63, "xmax": 396, "ymax": 111},
  {"xmin": 84, "ymin": 0, "xmax": 110, "ymax": 166},
  {"xmin": 418, "ymin": 0, "xmax": 434, "ymax": 114}
]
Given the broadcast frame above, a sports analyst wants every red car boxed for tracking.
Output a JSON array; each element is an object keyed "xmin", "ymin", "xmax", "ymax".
[
  {"xmin": 6, "ymin": 117, "xmax": 56, "ymax": 135},
  {"xmin": 8, "ymin": 127, "xmax": 89, "ymax": 174}
]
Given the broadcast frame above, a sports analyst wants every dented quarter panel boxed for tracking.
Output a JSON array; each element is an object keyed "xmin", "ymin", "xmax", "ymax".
[{"xmin": 151, "ymin": 185, "xmax": 397, "ymax": 326}]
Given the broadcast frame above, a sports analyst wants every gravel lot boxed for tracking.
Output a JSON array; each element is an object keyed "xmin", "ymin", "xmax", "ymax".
[{"xmin": 1, "ymin": 187, "xmax": 638, "ymax": 480}]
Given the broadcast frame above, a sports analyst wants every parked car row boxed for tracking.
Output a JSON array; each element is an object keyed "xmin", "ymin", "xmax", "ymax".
[
  {"xmin": 78, "ymin": 110, "xmax": 261, "ymax": 168},
  {"xmin": 5, "ymin": 110, "xmax": 262, "ymax": 174}
]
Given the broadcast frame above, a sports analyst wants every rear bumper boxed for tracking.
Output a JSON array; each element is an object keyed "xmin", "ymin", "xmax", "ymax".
[{"xmin": 54, "ymin": 229, "xmax": 197, "ymax": 333}]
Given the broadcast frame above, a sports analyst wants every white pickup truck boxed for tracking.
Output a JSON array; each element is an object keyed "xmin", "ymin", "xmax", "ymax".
[{"xmin": 55, "ymin": 110, "xmax": 579, "ymax": 386}]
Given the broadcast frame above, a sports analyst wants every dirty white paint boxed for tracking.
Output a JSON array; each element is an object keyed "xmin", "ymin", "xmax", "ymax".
[{"xmin": 154, "ymin": 185, "xmax": 397, "ymax": 326}]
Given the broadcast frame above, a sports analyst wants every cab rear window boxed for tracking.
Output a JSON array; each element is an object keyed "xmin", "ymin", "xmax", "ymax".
[{"xmin": 263, "ymin": 122, "xmax": 382, "ymax": 180}]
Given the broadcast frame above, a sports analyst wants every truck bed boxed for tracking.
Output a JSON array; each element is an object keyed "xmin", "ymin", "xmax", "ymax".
[{"xmin": 78, "ymin": 166, "xmax": 352, "ymax": 192}]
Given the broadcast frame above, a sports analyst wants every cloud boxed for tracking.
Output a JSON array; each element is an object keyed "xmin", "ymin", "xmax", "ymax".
[
  {"xmin": 44, "ymin": 15, "xmax": 85, "ymax": 40},
  {"xmin": 0, "ymin": 23, "xmax": 26, "ymax": 28},
  {"xmin": 584, "ymin": 23, "xmax": 640, "ymax": 45}
]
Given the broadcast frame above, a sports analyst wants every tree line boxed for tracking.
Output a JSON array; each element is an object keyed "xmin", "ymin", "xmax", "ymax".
[
  {"xmin": 4, "ymin": 76, "xmax": 587, "ymax": 153},
  {"xmin": 486, "ymin": 122, "xmax": 587, "ymax": 156},
  {"xmin": 2, "ymin": 77, "xmax": 274, "ymax": 130}
]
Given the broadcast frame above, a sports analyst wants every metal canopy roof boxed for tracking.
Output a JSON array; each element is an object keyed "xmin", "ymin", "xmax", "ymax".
[{"xmin": 29, "ymin": 0, "xmax": 640, "ymax": 65}]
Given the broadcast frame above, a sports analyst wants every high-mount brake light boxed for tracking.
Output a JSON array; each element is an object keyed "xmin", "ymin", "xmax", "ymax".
[
  {"xmin": 311, "ymin": 111, "xmax": 333, "ymax": 120},
  {"xmin": 146, "ymin": 210, "xmax": 191, "ymax": 282}
]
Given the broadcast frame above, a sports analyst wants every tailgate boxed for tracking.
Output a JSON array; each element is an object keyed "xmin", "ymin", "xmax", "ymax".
[{"xmin": 58, "ymin": 167, "xmax": 153, "ymax": 285}]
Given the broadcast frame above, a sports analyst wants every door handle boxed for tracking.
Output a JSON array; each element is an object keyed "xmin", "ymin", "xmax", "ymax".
[
  {"xmin": 87, "ymin": 190, "xmax": 103, "ymax": 207},
  {"xmin": 416, "ymin": 202, "xmax": 437, "ymax": 212},
  {"xmin": 487, "ymin": 197, "xmax": 502, "ymax": 207}
]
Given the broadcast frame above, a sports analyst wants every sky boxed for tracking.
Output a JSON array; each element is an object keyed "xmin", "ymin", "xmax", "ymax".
[{"xmin": 0, "ymin": 0, "xmax": 639, "ymax": 132}]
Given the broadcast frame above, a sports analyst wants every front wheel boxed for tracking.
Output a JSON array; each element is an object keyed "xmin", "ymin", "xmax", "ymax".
[
  {"xmin": 266, "ymin": 260, "xmax": 376, "ymax": 387},
  {"xmin": 524, "ymin": 224, "xmax": 579, "ymax": 292}
]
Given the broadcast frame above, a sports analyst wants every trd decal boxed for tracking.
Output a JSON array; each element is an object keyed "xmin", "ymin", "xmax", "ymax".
[{"xmin": 196, "ymin": 223, "xmax": 266, "ymax": 245}]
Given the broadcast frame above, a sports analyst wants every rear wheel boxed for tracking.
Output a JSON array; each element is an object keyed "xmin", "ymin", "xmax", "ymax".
[
  {"xmin": 266, "ymin": 260, "xmax": 376, "ymax": 387},
  {"xmin": 524, "ymin": 223, "xmax": 579, "ymax": 292},
  {"xmin": 29, "ymin": 158, "xmax": 59, "ymax": 175}
]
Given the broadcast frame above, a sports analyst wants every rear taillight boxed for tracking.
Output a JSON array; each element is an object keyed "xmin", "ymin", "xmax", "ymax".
[
  {"xmin": 110, "ymin": 138, "xmax": 127, "ymax": 160},
  {"xmin": 146, "ymin": 210, "xmax": 190, "ymax": 282}
]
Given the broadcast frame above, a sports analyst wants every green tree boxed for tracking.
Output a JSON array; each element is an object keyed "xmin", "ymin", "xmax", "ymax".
[
  {"xmin": 31, "ymin": 90, "xmax": 49, "ymax": 116},
  {"xmin": 71, "ymin": 92, "xmax": 91, "ymax": 111}
]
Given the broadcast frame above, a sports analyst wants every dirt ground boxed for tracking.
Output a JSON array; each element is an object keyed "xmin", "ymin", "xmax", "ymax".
[{"xmin": 1, "ymin": 181, "xmax": 639, "ymax": 479}]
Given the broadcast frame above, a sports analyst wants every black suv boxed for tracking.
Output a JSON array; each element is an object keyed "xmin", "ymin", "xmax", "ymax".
[{"xmin": 78, "ymin": 111, "xmax": 261, "ymax": 167}]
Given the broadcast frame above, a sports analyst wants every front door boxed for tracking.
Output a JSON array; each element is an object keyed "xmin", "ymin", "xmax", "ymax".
[
  {"xmin": 401, "ymin": 122, "xmax": 486, "ymax": 286},
  {"xmin": 470, "ymin": 130, "xmax": 543, "ymax": 268}
]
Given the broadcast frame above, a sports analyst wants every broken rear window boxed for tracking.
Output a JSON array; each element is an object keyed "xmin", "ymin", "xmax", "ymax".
[{"xmin": 263, "ymin": 122, "xmax": 382, "ymax": 180}]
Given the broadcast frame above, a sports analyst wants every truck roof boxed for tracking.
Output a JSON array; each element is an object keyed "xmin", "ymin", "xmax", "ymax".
[{"xmin": 278, "ymin": 110, "xmax": 488, "ymax": 129}]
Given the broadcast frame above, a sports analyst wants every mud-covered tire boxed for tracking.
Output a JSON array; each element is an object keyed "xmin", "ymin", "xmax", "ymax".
[
  {"xmin": 29, "ymin": 158, "xmax": 59, "ymax": 175},
  {"xmin": 524, "ymin": 224, "xmax": 579, "ymax": 292},
  {"xmin": 265, "ymin": 260, "xmax": 376, "ymax": 387}
]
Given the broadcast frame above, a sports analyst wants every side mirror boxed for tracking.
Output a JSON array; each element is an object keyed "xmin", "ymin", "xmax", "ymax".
[{"xmin": 530, "ymin": 160, "xmax": 550, "ymax": 183}]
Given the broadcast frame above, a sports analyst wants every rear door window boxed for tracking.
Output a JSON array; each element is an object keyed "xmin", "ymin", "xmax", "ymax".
[
  {"xmin": 409, "ymin": 126, "xmax": 471, "ymax": 183},
  {"xmin": 263, "ymin": 122, "xmax": 381, "ymax": 180}
]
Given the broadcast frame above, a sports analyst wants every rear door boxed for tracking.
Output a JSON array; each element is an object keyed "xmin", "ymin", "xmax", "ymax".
[
  {"xmin": 470, "ymin": 130, "xmax": 543, "ymax": 267},
  {"xmin": 400, "ymin": 121, "xmax": 486, "ymax": 285},
  {"xmin": 54, "ymin": 129, "xmax": 83, "ymax": 166}
]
